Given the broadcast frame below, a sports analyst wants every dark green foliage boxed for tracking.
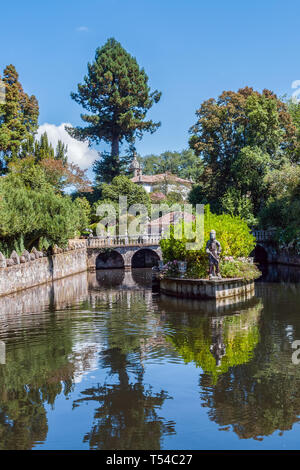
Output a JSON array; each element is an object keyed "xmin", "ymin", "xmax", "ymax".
[
  {"xmin": 160, "ymin": 206, "xmax": 256, "ymax": 279},
  {"xmin": 0, "ymin": 166, "xmax": 89, "ymax": 252},
  {"xmin": 67, "ymin": 38, "xmax": 161, "ymax": 182},
  {"xmin": 20, "ymin": 132, "xmax": 68, "ymax": 164},
  {"xmin": 142, "ymin": 149, "xmax": 202, "ymax": 181},
  {"xmin": 0, "ymin": 64, "xmax": 39, "ymax": 170},
  {"xmin": 93, "ymin": 151, "xmax": 121, "ymax": 185},
  {"xmin": 100, "ymin": 175, "xmax": 151, "ymax": 210},
  {"xmin": 189, "ymin": 87, "xmax": 298, "ymax": 217}
]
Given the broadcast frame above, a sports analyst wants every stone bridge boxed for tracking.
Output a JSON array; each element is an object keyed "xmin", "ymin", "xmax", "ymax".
[
  {"xmin": 83, "ymin": 230, "xmax": 278, "ymax": 270},
  {"xmin": 86, "ymin": 236, "xmax": 162, "ymax": 270},
  {"xmin": 251, "ymin": 229, "xmax": 277, "ymax": 263}
]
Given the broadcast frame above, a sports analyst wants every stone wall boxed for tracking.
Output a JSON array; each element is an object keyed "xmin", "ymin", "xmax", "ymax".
[
  {"xmin": 254, "ymin": 241, "xmax": 300, "ymax": 266},
  {"xmin": 0, "ymin": 271, "xmax": 88, "ymax": 317},
  {"xmin": 268, "ymin": 251, "xmax": 300, "ymax": 267},
  {"xmin": 0, "ymin": 243, "xmax": 87, "ymax": 297}
]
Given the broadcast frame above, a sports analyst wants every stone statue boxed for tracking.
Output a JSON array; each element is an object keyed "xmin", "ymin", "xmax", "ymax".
[{"xmin": 206, "ymin": 230, "xmax": 222, "ymax": 279}]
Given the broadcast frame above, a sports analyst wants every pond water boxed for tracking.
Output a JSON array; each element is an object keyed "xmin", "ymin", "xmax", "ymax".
[{"xmin": 1, "ymin": 265, "xmax": 300, "ymax": 450}]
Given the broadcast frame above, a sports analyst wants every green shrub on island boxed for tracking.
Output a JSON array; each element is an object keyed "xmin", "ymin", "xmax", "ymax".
[
  {"xmin": 219, "ymin": 259, "xmax": 261, "ymax": 281},
  {"xmin": 160, "ymin": 205, "xmax": 260, "ymax": 280}
]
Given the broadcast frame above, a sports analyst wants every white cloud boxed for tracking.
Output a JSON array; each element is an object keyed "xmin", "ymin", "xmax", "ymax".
[
  {"xmin": 37, "ymin": 123, "xmax": 98, "ymax": 169},
  {"xmin": 76, "ymin": 26, "xmax": 89, "ymax": 32}
]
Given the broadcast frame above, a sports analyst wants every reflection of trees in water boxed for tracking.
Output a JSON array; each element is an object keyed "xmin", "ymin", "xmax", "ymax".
[
  {"xmin": 73, "ymin": 348, "xmax": 175, "ymax": 450},
  {"xmin": 199, "ymin": 361, "xmax": 300, "ymax": 440},
  {"xmin": 0, "ymin": 316, "xmax": 95, "ymax": 450},
  {"xmin": 165, "ymin": 299, "xmax": 262, "ymax": 383},
  {"xmin": 259, "ymin": 263, "xmax": 300, "ymax": 284},
  {"xmin": 199, "ymin": 289, "xmax": 300, "ymax": 440},
  {"xmin": 73, "ymin": 287, "xmax": 176, "ymax": 450}
]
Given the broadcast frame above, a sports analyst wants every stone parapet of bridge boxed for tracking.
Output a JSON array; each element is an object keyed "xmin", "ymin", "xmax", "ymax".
[
  {"xmin": 84, "ymin": 235, "xmax": 162, "ymax": 270},
  {"xmin": 251, "ymin": 229, "xmax": 276, "ymax": 242},
  {"xmin": 86, "ymin": 235, "xmax": 161, "ymax": 248}
]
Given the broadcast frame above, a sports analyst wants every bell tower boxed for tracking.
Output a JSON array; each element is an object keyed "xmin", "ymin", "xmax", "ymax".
[{"xmin": 130, "ymin": 152, "xmax": 142, "ymax": 178}]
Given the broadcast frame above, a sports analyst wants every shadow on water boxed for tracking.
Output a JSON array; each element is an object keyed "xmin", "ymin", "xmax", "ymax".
[
  {"xmin": 72, "ymin": 347, "xmax": 176, "ymax": 450},
  {"xmin": 89, "ymin": 268, "xmax": 153, "ymax": 291},
  {"xmin": 257, "ymin": 262, "xmax": 300, "ymax": 283}
]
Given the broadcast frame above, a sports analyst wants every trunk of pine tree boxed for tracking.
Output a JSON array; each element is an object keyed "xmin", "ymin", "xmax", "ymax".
[{"xmin": 111, "ymin": 135, "xmax": 120, "ymax": 157}]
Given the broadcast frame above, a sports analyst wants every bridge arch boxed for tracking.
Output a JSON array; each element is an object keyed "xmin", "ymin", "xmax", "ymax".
[
  {"xmin": 96, "ymin": 250, "xmax": 124, "ymax": 269},
  {"xmin": 87, "ymin": 242, "xmax": 162, "ymax": 270},
  {"xmin": 131, "ymin": 248, "xmax": 161, "ymax": 268},
  {"xmin": 252, "ymin": 244, "xmax": 268, "ymax": 263}
]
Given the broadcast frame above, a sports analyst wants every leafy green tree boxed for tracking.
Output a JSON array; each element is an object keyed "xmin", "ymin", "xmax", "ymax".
[
  {"xmin": 165, "ymin": 191, "xmax": 184, "ymax": 205},
  {"xmin": 160, "ymin": 205, "xmax": 256, "ymax": 278},
  {"xmin": 0, "ymin": 65, "xmax": 39, "ymax": 170},
  {"xmin": 221, "ymin": 188, "xmax": 257, "ymax": 227},
  {"xmin": 74, "ymin": 196, "xmax": 91, "ymax": 230},
  {"xmin": 0, "ymin": 166, "xmax": 89, "ymax": 252},
  {"xmin": 9, "ymin": 155, "xmax": 91, "ymax": 194},
  {"xmin": 67, "ymin": 38, "xmax": 161, "ymax": 182},
  {"xmin": 141, "ymin": 149, "xmax": 203, "ymax": 181},
  {"xmin": 286, "ymin": 98, "xmax": 300, "ymax": 161},
  {"xmin": 93, "ymin": 151, "xmax": 121, "ymax": 185},
  {"xmin": 100, "ymin": 175, "xmax": 151, "ymax": 210}
]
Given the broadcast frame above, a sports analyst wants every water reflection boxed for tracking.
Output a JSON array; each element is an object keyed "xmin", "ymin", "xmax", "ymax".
[
  {"xmin": 1, "ymin": 267, "xmax": 300, "ymax": 448},
  {"xmin": 73, "ymin": 348, "xmax": 175, "ymax": 450},
  {"xmin": 258, "ymin": 262, "xmax": 300, "ymax": 284},
  {"xmin": 162, "ymin": 298, "xmax": 262, "ymax": 383},
  {"xmin": 90, "ymin": 268, "xmax": 153, "ymax": 291}
]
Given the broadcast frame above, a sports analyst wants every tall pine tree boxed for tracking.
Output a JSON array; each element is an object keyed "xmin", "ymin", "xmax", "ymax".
[
  {"xmin": 0, "ymin": 65, "xmax": 39, "ymax": 171},
  {"xmin": 66, "ymin": 38, "xmax": 161, "ymax": 183}
]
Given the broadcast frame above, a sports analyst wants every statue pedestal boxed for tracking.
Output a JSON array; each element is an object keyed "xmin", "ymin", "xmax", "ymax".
[{"xmin": 159, "ymin": 277, "xmax": 255, "ymax": 302}]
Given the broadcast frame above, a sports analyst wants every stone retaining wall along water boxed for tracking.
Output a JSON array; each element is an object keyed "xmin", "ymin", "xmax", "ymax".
[
  {"xmin": 159, "ymin": 277, "xmax": 255, "ymax": 301},
  {"xmin": 0, "ymin": 242, "xmax": 87, "ymax": 297}
]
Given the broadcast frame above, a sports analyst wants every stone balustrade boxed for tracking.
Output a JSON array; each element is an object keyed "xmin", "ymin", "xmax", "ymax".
[
  {"xmin": 0, "ymin": 240, "xmax": 87, "ymax": 269},
  {"xmin": 251, "ymin": 229, "xmax": 276, "ymax": 241},
  {"xmin": 86, "ymin": 235, "xmax": 161, "ymax": 248}
]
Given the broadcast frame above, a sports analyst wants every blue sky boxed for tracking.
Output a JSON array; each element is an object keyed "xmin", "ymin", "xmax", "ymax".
[{"xmin": 1, "ymin": 0, "xmax": 300, "ymax": 168}]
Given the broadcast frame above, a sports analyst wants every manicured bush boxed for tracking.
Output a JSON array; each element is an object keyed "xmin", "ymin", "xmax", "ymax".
[
  {"xmin": 160, "ymin": 205, "xmax": 257, "ymax": 280},
  {"xmin": 219, "ymin": 259, "xmax": 261, "ymax": 280}
]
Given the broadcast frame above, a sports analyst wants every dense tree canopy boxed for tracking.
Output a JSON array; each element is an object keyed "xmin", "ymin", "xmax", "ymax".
[
  {"xmin": 0, "ymin": 165, "xmax": 90, "ymax": 254},
  {"xmin": 141, "ymin": 149, "xmax": 203, "ymax": 181},
  {"xmin": 189, "ymin": 87, "xmax": 298, "ymax": 214},
  {"xmin": 67, "ymin": 38, "xmax": 161, "ymax": 183},
  {"xmin": 100, "ymin": 175, "xmax": 151, "ymax": 209}
]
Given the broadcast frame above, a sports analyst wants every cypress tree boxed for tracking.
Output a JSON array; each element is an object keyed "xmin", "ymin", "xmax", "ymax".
[{"xmin": 0, "ymin": 64, "xmax": 39, "ymax": 170}]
